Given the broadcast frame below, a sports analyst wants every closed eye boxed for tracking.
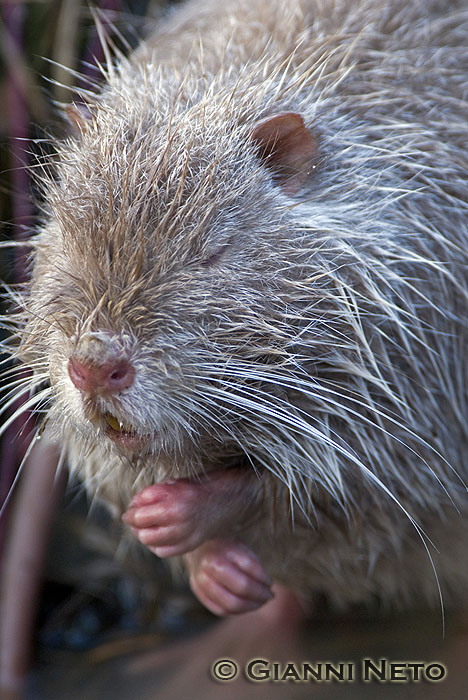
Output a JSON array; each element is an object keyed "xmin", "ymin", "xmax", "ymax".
[{"xmin": 201, "ymin": 240, "xmax": 233, "ymax": 267}]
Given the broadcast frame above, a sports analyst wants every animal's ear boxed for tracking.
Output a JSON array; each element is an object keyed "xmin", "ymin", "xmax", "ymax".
[
  {"xmin": 251, "ymin": 112, "xmax": 317, "ymax": 194},
  {"xmin": 65, "ymin": 103, "xmax": 92, "ymax": 135}
]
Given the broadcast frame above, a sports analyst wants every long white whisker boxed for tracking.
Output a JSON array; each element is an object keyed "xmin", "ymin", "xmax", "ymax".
[
  {"xmin": 0, "ymin": 427, "xmax": 42, "ymax": 519},
  {"xmin": 0, "ymin": 389, "xmax": 53, "ymax": 439}
]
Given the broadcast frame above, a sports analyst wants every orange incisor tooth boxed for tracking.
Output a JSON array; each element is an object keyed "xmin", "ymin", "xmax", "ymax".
[{"xmin": 105, "ymin": 414, "xmax": 121, "ymax": 431}]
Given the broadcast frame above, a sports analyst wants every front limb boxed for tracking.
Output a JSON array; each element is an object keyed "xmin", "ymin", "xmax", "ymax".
[{"xmin": 122, "ymin": 468, "xmax": 274, "ymax": 614}]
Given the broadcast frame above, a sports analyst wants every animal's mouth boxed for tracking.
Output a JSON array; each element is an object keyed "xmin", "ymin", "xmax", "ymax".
[
  {"xmin": 104, "ymin": 413, "xmax": 134, "ymax": 433},
  {"xmin": 103, "ymin": 412, "xmax": 149, "ymax": 448},
  {"xmin": 82, "ymin": 399, "xmax": 153, "ymax": 451}
]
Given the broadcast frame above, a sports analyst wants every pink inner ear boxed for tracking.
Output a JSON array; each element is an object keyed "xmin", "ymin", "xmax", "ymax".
[{"xmin": 251, "ymin": 112, "xmax": 317, "ymax": 194}]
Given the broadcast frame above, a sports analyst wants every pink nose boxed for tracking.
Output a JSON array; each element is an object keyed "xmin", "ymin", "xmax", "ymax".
[{"xmin": 68, "ymin": 356, "xmax": 135, "ymax": 394}]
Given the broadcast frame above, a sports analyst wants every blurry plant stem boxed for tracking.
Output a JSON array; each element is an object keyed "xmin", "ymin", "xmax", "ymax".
[
  {"xmin": 51, "ymin": 0, "xmax": 81, "ymax": 103},
  {"xmin": 0, "ymin": 0, "xmax": 34, "ymax": 560},
  {"xmin": 0, "ymin": 441, "xmax": 64, "ymax": 699}
]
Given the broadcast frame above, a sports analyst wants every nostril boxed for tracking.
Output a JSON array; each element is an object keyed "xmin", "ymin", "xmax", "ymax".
[
  {"xmin": 68, "ymin": 356, "xmax": 135, "ymax": 394},
  {"xmin": 106, "ymin": 360, "xmax": 135, "ymax": 390},
  {"xmin": 110, "ymin": 366, "xmax": 128, "ymax": 381}
]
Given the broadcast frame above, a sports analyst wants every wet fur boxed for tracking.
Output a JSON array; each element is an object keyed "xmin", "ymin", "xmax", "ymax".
[{"xmin": 4, "ymin": 0, "xmax": 468, "ymax": 609}]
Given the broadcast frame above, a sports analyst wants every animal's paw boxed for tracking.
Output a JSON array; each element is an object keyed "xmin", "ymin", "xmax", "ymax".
[
  {"xmin": 185, "ymin": 538, "xmax": 273, "ymax": 616},
  {"xmin": 122, "ymin": 480, "xmax": 207, "ymax": 557},
  {"xmin": 122, "ymin": 470, "xmax": 261, "ymax": 558}
]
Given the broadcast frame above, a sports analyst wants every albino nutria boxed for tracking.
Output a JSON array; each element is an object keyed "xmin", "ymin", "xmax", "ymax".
[{"xmin": 6, "ymin": 0, "xmax": 468, "ymax": 616}]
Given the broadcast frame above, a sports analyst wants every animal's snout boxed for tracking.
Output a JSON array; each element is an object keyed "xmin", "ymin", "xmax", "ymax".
[{"xmin": 68, "ymin": 356, "xmax": 135, "ymax": 394}]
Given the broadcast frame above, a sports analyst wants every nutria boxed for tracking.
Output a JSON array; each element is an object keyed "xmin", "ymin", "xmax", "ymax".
[{"xmin": 5, "ymin": 0, "xmax": 468, "ymax": 616}]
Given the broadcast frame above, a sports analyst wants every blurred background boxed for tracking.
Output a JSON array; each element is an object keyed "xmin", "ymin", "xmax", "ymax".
[{"xmin": 1, "ymin": 2, "xmax": 468, "ymax": 699}]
